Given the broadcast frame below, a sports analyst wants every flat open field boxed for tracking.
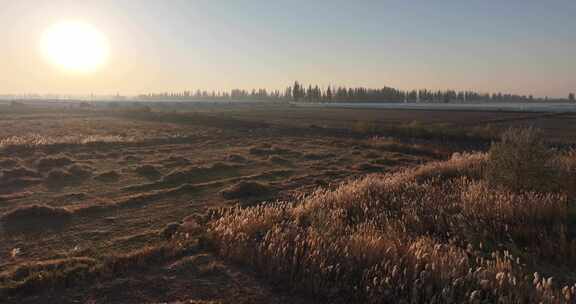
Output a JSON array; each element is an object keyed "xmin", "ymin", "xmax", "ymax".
[
  {"xmin": 189, "ymin": 103, "xmax": 576, "ymax": 143},
  {"xmin": 0, "ymin": 103, "xmax": 574, "ymax": 303},
  {"xmin": 0, "ymin": 105, "xmax": 444, "ymax": 303}
]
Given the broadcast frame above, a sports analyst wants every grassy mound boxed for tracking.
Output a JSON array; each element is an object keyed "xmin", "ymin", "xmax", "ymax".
[
  {"xmin": 94, "ymin": 170, "xmax": 121, "ymax": 183},
  {"xmin": 227, "ymin": 154, "xmax": 247, "ymax": 163},
  {"xmin": 1, "ymin": 205, "xmax": 72, "ymax": 233},
  {"xmin": 1, "ymin": 167, "xmax": 39, "ymax": 180},
  {"xmin": 208, "ymin": 147, "xmax": 576, "ymax": 303},
  {"xmin": 162, "ymin": 163, "xmax": 239, "ymax": 185},
  {"xmin": 221, "ymin": 181, "xmax": 273, "ymax": 200},
  {"xmin": 249, "ymin": 146, "xmax": 300, "ymax": 158},
  {"xmin": 68, "ymin": 164, "xmax": 94, "ymax": 176},
  {"xmin": 44, "ymin": 165, "xmax": 93, "ymax": 188},
  {"xmin": 36, "ymin": 156, "xmax": 74, "ymax": 172},
  {"xmin": 45, "ymin": 169, "xmax": 74, "ymax": 183},
  {"xmin": 0, "ymin": 167, "xmax": 42, "ymax": 192},
  {"xmin": 134, "ymin": 165, "xmax": 162, "ymax": 180},
  {"xmin": 162, "ymin": 156, "xmax": 191, "ymax": 167},
  {"xmin": 268, "ymin": 156, "xmax": 292, "ymax": 165},
  {"xmin": 0, "ymin": 158, "xmax": 19, "ymax": 168}
]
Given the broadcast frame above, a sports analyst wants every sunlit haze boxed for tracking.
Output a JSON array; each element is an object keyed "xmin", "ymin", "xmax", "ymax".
[
  {"xmin": 41, "ymin": 21, "xmax": 109, "ymax": 73},
  {"xmin": 1, "ymin": 0, "xmax": 575, "ymax": 97}
]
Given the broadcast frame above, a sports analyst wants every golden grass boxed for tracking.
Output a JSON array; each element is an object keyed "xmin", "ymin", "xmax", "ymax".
[
  {"xmin": 207, "ymin": 152, "xmax": 576, "ymax": 303},
  {"xmin": 0, "ymin": 134, "xmax": 136, "ymax": 148}
]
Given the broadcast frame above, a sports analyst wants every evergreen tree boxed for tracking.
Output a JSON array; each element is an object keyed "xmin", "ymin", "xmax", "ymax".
[
  {"xmin": 293, "ymin": 81, "xmax": 302, "ymax": 101},
  {"xmin": 326, "ymin": 86, "xmax": 333, "ymax": 102}
]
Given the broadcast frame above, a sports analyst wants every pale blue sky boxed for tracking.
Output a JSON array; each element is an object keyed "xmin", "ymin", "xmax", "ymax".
[{"xmin": 1, "ymin": 0, "xmax": 575, "ymax": 96}]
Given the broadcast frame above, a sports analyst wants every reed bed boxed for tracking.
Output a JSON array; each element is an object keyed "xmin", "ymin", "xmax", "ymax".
[
  {"xmin": 208, "ymin": 151, "xmax": 576, "ymax": 303},
  {"xmin": 0, "ymin": 134, "xmax": 136, "ymax": 148}
]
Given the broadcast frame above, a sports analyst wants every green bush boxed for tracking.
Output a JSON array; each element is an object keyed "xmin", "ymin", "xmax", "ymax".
[{"xmin": 486, "ymin": 127, "xmax": 556, "ymax": 192}]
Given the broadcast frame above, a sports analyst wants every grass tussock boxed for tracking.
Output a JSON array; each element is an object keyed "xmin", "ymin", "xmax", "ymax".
[
  {"xmin": 94, "ymin": 170, "xmax": 121, "ymax": 183},
  {"xmin": 0, "ymin": 167, "xmax": 39, "ymax": 181},
  {"xmin": 207, "ymin": 130, "xmax": 576, "ymax": 303},
  {"xmin": 1, "ymin": 205, "xmax": 73, "ymax": 233},
  {"xmin": 367, "ymin": 136, "xmax": 441, "ymax": 158},
  {"xmin": 36, "ymin": 155, "xmax": 74, "ymax": 171},
  {"xmin": 249, "ymin": 146, "xmax": 300, "ymax": 158},
  {"xmin": 0, "ymin": 158, "xmax": 19, "ymax": 168},
  {"xmin": 162, "ymin": 155, "xmax": 191, "ymax": 167},
  {"xmin": 221, "ymin": 181, "xmax": 274, "ymax": 201},
  {"xmin": 162, "ymin": 163, "xmax": 239, "ymax": 185},
  {"xmin": 134, "ymin": 164, "xmax": 162, "ymax": 180},
  {"xmin": 269, "ymin": 155, "xmax": 292, "ymax": 165},
  {"xmin": 227, "ymin": 154, "xmax": 248, "ymax": 163}
]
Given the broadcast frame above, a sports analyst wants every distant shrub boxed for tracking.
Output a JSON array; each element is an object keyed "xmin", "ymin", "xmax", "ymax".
[
  {"xmin": 555, "ymin": 149, "xmax": 576, "ymax": 198},
  {"xmin": 221, "ymin": 181, "xmax": 273, "ymax": 200},
  {"xmin": 161, "ymin": 222, "xmax": 181, "ymax": 239},
  {"xmin": 486, "ymin": 128, "xmax": 556, "ymax": 192},
  {"xmin": 353, "ymin": 162, "xmax": 384, "ymax": 172},
  {"xmin": 469, "ymin": 123, "xmax": 500, "ymax": 139},
  {"xmin": 352, "ymin": 120, "xmax": 378, "ymax": 134}
]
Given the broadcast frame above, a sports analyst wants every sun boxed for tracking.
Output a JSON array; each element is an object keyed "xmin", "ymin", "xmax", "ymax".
[{"xmin": 41, "ymin": 21, "xmax": 109, "ymax": 73}]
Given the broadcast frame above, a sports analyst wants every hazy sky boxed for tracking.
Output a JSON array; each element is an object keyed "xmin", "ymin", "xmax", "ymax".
[{"xmin": 1, "ymin": 0, "xmax": 575, "ymax": 97}]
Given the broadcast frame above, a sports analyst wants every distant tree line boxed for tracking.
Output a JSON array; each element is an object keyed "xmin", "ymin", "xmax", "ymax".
[
  {"xmin": 138, "ymin": 89, "xmax": 285, "ymax": 101},
  {"xmin": 287, "ymin": 81, "xmax": 553, "ymax": 103},
  {"xmin": 137, "ymin": 81, "xmax": 574, "ymax": 103}
]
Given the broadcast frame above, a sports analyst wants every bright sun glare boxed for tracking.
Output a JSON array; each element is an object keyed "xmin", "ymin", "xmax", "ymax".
[{"xmin": 41, "ymin": 21, "xmax": 109, "ymax": 73}]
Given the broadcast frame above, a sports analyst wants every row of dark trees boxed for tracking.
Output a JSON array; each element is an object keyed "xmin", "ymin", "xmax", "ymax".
[
  {"xmin": 287, "ymin": 82, "xmax": 561, "ymax": 103},
  {"xmin": 138, "ymin": 89, "xmax": 285, "ymax": 101},
  {"xmin": 138, "ymin": 81, "xmax": 574, "ymax": 103}
]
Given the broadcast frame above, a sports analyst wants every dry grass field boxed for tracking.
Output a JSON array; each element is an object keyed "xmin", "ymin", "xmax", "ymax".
[
  {"xmin": 0, "ymin": 103, "xmax": 574, "ymax": 303},
  {"xmin": 196, "ymin": 104, "xmax": 576, "ymax": 144}
]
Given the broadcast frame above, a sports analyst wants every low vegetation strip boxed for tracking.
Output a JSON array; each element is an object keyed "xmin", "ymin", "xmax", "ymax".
[
  {"xmin": 0, "ymin": 240, "xmax": 199, "ymax": 298},
  {"xmin": 207, "ymin": 129, "xmax": 576, "ymax": 303}
]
